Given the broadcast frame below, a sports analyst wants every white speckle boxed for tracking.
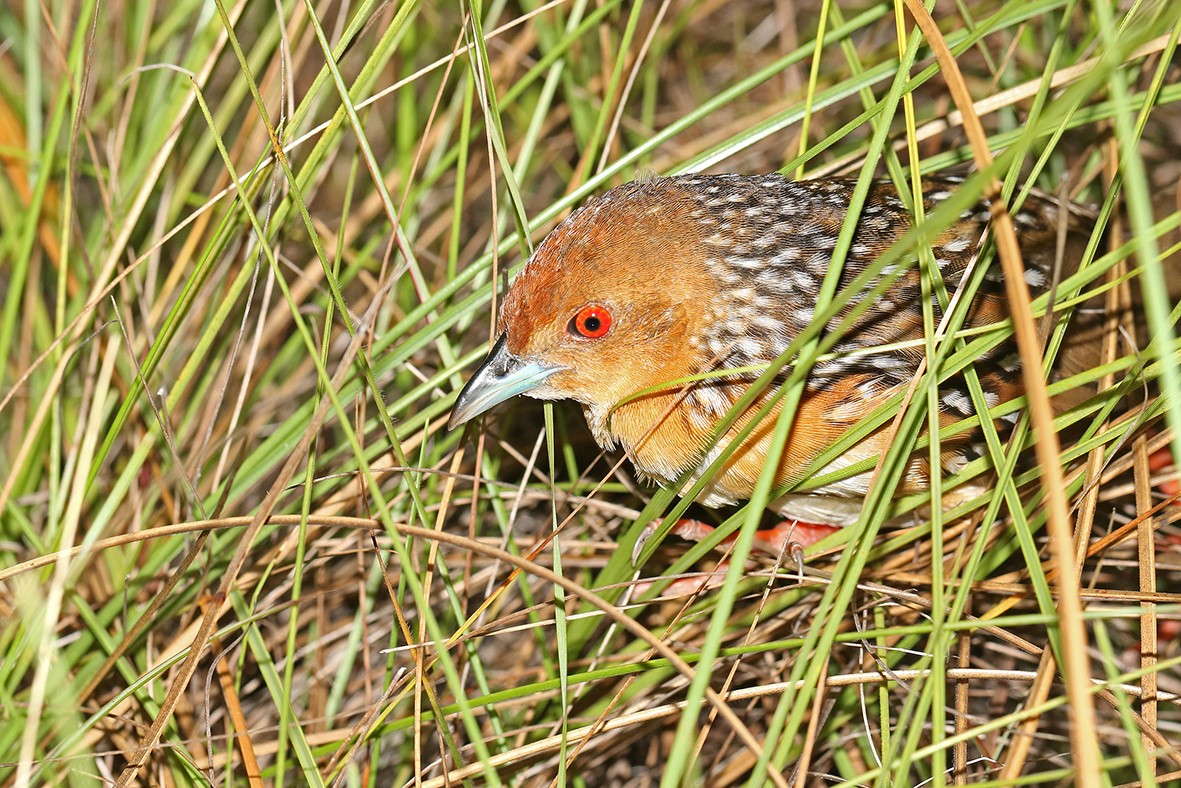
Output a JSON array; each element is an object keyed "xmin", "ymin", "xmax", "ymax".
[
  {"xmin": 774, "ymin": 246, "xmax": 802, "ymax": 264},
  {"xmin": 687, "ymin": 385, "xmax": 734, "ymax": 425},
  {"xmin": 753, "ymin": 313, "xmax": 783, "ymax": 333},
  {"xmin": 942, "ymin": 389, "xmax": 972, "ymax": 413},
  {"xmin": 809, "ymin": 251, "xmax": 832, "ymax": 269},
  {"xmin": 789, "ymin": 268, "xmax": 814, "ymax": 291},
  {"xmin": 874, "ymin": 354, "xmax": 909, "ymax": 370},
  {"xmin": 736, "ymin": 337, "xmax": 764, "ymax": 360},
  {"xmin": 731, "ymin": 287, "xmax": 755, "ymax": 302},
  {"xmin": 943, "ymin": 236, "xmax": 971, "ymax": 253},
  {"xmin": 1024, "ymin": 268, "xmax": 1045, "ymax": 287},
  {"xmin": 943, "ymin": 452, "xmax": 968, "ymax": 473}
]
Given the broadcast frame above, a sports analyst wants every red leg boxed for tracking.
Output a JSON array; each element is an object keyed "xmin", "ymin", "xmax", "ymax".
[
  {"xmin": 634, "ymin": 517, "xmax": 841, "ymax": 564},
  {"xmin": 1147, "ymin": 444, "xmax": 1180, "ymax": 497},
  {"xmin": 667, "ymin": 517, "xmax": 841, "ymax": 555},
  {"xmin": 629, "ymin": 518, "xmax": 842, "ymax": 598}
]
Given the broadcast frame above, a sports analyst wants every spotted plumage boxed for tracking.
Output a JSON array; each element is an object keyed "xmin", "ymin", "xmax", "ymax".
[{"xmin": 450, "ymin": 173, "xmax": 1101, "ymax": 527}]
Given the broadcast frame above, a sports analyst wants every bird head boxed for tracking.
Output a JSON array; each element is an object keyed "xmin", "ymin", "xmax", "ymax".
[{"xmin": 448, "ymin": 178, "xmax": 729, "ymax": 436}]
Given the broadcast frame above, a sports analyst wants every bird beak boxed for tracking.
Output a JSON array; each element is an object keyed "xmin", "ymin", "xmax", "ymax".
[{"xmin": 448, "ymin": 334, "xmax": 564, "ymax": 430}]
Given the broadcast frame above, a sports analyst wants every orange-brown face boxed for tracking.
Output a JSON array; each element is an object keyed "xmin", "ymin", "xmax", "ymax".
[{"xmin": 449, "ymin": 179, "xmax": 721, "ymax": 430}]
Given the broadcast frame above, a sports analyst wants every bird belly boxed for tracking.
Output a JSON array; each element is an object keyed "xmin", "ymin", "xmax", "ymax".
[
  {"xmin": 625, "ymin": 412, "xmax": 980, "ymax": 529},
  {"xmin": 679, "ymin": 418, "xmax": 969, "ymax": 528},
  {"xmin": 689, "ymin": 443, "xmax": 875, "ymax": 526},
  {"xmin": 598, "ymin": 381, "xmax": 947, "ymax": 528},
  {"xmin": 769, "ymin": 493, "xmax": 866, "ymax": 526}
]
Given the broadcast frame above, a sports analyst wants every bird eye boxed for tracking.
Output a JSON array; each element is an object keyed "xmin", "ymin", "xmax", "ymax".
[{"xmin": 569, "ymin": 305, "xmax": 612, "ymax": 339}]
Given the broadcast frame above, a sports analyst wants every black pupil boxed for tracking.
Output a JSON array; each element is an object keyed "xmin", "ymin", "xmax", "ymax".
[{"xmin": 582, "ymin": 315, "xmax": 601, "ymax": 333}]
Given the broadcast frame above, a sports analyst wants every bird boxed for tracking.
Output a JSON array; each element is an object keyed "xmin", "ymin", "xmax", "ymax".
[{"xmin": 447, "ymin": 172, "xmax": 1166, "ymax": 554}]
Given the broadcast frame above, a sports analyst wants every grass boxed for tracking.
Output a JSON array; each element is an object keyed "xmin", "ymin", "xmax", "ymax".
[{"xmin": 2, "ymin": 0, "xmax": 1181, "ymax": 785}]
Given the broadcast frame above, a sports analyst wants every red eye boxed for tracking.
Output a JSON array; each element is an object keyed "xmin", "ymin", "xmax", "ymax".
[{"xmin": 569, "ymin": 305, "xmax": 612, "ymax": 339}]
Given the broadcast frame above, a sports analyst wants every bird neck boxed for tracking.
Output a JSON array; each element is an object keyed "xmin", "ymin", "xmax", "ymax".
[{"xmin": 585, "ymin": 380, "xmax": 765, "ymax": 487}]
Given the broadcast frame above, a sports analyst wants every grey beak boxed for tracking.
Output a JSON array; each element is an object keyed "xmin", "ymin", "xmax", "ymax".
[{"xmin": 448, "ymin": 334, "xmax": 564, "ymax": 430}]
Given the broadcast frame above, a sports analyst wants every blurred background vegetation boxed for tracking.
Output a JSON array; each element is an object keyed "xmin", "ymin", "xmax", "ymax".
[{"xmin": 1, "ymin": 0, "xmax": 1180, "ymax": 785}]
